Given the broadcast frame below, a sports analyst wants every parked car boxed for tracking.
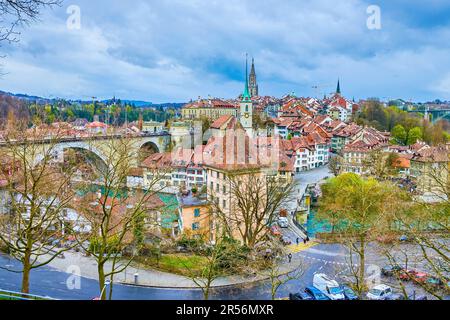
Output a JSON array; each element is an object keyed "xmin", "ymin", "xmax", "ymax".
[
  {"xmin": 270, "ymin": 225, "xmax": 282, "ymax": 237},
  {"xmin": 280, "ymin": 236, "xmax": 292, "ymax": 246},
  {"xmin": 341, "ymin": 285, "xmax": 359, "ymax": 300},
  {"xmin": 289, "ymin": 292, "xmax": 314, "ymax": 301},
  {"xmin": 381, "ymin": 265, "xmax": 404, "ymax": 277},
  {"xmin": 304, "ymin": 287, "xmax": 330, "ymax": 301},
  {"xmin": 426, "ymin": 276, "xmax": 444, "ymax": 288},
  {"xmin": 278, "ymin": 217, "xmax": 289, "ymax": 228},
  {"xmin": 366, "ymin": 285, "xmax": 394, "ymax": 300},
  {"xmin": 313, "ymin": 274, "xmax": 345, "ymax": 300},
  {"xmin": 394, "ymin": 269, "xmax": 412, "ymax": 281},
  {"xmin": 409, "ymin": 294, "xmax": 428, "ymax": 301},
  {"xmin": 385, "ymin": 293, "xmax": 405, "ymax": 300},
  {"xmin": 410, "ymin": 271, "xmax": 429, "ymax": 284}
]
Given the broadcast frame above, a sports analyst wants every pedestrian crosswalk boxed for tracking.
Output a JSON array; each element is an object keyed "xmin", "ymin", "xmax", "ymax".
[{"xmin": 286, "ymin": 241, "xmax": 318, "ymax": 254}]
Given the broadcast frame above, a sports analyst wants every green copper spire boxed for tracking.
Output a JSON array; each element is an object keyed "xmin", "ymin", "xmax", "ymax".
[
  {"xmin": 242, "ymin": 54, "xmax": 251, "ymax": 102},
  {"xmin": 336, "ymin": 79, "xmax": 341, "ymax": 95}
]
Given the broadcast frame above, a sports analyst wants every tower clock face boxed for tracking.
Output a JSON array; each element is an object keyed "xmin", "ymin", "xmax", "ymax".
[{"xmin": 245, "ymin": 113, "xmax": 250, "ymax": 118}]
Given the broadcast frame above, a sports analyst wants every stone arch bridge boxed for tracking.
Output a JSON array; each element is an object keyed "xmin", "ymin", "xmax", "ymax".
[{"xmin": 0, "ymin": 133, "xmax": 171, "ymax": 168}]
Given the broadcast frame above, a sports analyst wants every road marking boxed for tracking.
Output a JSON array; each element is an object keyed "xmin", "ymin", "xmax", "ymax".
[{"xmin": 287, "ymin": 242, "xmax": 318, "ymax": 254}]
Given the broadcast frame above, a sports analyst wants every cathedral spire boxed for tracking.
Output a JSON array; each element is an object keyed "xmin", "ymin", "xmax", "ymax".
[
  {"xmin": 248, "ymin": 56, "xmax": 259, "ymax": 97},
  {"xmin": 336, "ymin": 79, "xmax": 341, "ymax": 95},
  {"xmin": 250, "ymin": 57, "xmax": 256, "ymax": 76}
]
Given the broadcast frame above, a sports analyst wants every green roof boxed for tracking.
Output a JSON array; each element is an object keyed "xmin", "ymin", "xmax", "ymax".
[
  {"xmin": 158, "ymin": 193, "xmax": 179, "ymax": 229},
  {"xmin": 76, "ymin": 185, "xmax": 129, "ymax": 199}
]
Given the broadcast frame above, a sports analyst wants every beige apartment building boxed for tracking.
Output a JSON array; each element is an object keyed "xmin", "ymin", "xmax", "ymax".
[
  {"xmin": 410, "ymin": 145, "xmax": 449, "ymax": 197},
  {"xmin": 181, "ymin": 99, "xmax": 239, "ymax": 120}
]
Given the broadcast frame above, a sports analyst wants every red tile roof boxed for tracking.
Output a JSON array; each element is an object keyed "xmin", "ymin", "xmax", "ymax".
[{"xmin": 210, "ymin": 115, "xmax": 238, "ymax": 130}]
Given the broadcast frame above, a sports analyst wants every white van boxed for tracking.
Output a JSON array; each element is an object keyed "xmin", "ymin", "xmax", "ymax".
[
  {"xmin": 366, "ymin": 285, "xmax": 394, "ymax": 300},
  {"xmin": 278, "ymin": 217, "xmax": 289, "ymax": 228},
  {"xmin": 313, "ymin": 274, "xmax": 345, "ymax": 300}
]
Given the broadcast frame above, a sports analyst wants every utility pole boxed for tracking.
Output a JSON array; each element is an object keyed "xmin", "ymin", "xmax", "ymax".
[{"xmin": 312, "ymin": 84, "xmax": 332, "ymax": 99}]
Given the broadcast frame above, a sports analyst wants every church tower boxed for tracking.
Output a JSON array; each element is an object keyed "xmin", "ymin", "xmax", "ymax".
[
  {"xmin": 240, "ymin": 55, "xmax": 253, "ymax": 137},
  {"xmin": 248, "ymin": 58, "xmax": 259, "ymax": 97}
]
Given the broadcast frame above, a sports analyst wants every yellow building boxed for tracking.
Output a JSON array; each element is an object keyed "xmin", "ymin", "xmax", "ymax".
[
  {"xmin": 181, "ymin": 99, "xmax": 239, "ymax": 120},
  {"xmin": 178, "ymin": 193, "xmax": 213, "ymax": 242}
]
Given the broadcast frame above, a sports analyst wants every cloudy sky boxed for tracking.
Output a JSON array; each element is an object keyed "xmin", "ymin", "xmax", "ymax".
[{"xmin": 0, "ymin": 0, "xmax": 450, "ymax": 103}]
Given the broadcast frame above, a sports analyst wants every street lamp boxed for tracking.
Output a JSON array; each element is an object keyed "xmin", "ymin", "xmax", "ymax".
[{"xmin": 98, "ymin": 279, "xmax": 111, "ymax": 300}]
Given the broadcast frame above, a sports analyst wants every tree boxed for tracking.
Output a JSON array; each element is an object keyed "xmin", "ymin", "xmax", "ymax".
[
  {"xmin": 406, "ymin": 127, "xmax": 423, "ymax": 145},
  {"xmin": 210, "ymin": 170, "xmax": 296, "ymax": 249},
  {"xmin": 200, "ymin": 116, "xmax": 212, "ymax": 135},
  {"xmin": 423, "ymin": 121, "xmax": 448, "ymax": 146},
  {"xmin": 381, "ymin": 199, "xmax": 449, "ymax": 299},
  {"xmin": 183, "ymin": 236, "xmax": 247, "ymax": 300},
  {"xmin": 252, "ymin": 113, "xmax": 267, "ymax": 131},
  {"xmin": 328, "ymin": 155, "xmax": 343, "ymax": 177},
  {"xmin": 362, "ymin": 150, "xmax": 399, "ymax": 180},
  {"xmin": 0, "ymin": 123, "xmax": 81, "ymax": 293},
  {"xmin": 265, "ymin": 240, "xmax": 306, "ymax": 300},
  {"xmin": 0, "ymin": 0, "xmax": 61, "ymax": 44},
  {"xmin": 358, "ymin": 99, "xmax": 388, "ymax": 131},
  {"xmin": 318, "ymin": 174, "xmax": 409, "ymax": 296},
  {"xmin": 74, "ymin": 137, "xmax": 165, "ymax": 300},
  {"xmin": 392, "ymin": 124, "xmax": 407, "ymax": 145}
]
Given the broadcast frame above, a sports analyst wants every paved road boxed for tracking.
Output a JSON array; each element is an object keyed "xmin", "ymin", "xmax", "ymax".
[
  {"xmin": 1, "ymin": 240, "xmax": 434, "ymax": 300},
  {"xmin": 0, "ymin": 164, "xmax": 434, "ymax": 300},
  {"xmin": 285, "ymin": 166, "xmax": 332, "ymax": 215},
  {"xmin": 0, "ymin": 253, "xmax": 334, "ymax": 300}
]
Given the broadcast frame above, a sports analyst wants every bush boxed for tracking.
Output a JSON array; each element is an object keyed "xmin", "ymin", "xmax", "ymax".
[
  {"xmin": 89, "ymin": 235, "xmax": 123, "ymax": 255},
  {"xmin": 213, "ymin": 237, "xmax": 250, "ymax": 272},
  {"xmin": 0, "ymin": 243, "xmax": 10, "ymax": 254},
  {"xmin": 140, "ymin": 244, "xmax": 161, "ymax": 258},
  {"xmin": 176, "ymin": 235, "xmax": 205, "ymax": 253}
]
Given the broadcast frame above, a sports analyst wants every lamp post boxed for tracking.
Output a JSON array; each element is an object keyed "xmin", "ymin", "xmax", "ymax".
[{"xmin": 99, "ymin": 279, "xmax": 111, "ymax": 300}]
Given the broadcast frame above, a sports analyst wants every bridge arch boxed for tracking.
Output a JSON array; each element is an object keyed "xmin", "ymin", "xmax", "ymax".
[
  {"xmin": 34, "ymin": 141, "xmax": 109, "ymax": 170},
  {"xmin": 138, "ymin": 141, "xmax": 160, "ymax": 162}
]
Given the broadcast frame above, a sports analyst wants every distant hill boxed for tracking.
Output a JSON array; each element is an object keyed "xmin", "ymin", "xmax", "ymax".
[
  {"xmin": 0, "ymin": 90, "xmax": 185, "ymax": 109},
  {"xmin": 0, "ymin": 90, "xmax": 54, "ymax": 104}
]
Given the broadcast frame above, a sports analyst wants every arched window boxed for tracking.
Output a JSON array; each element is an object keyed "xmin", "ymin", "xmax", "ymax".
[{"xmin": 245, "ymin": 105, "xmax": 249, "ymax": 112}]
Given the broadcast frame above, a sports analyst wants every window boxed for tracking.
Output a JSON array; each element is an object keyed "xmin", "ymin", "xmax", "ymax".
[
  {"xmin": 194, "ymin": 208, "xmax": 200, "ymax": 217},
  {"xmin": 223, "ymin": 185, "xmax": 226, "ymax": 194},
  {"xmin": 223, "ymin": 200, "xmax": 227, "ymax": 209},
  {"xmin": 192, "ymin": 223, "xmax": 200, "ymax": 231}
]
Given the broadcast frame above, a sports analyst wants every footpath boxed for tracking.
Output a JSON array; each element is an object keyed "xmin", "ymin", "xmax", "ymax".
[{"xmin": 40, "ymin": 249, "xmax": 308, "ymax": 289}]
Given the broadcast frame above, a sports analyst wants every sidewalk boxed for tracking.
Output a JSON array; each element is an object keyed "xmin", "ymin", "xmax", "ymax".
[{"xmin": 40, "ymin": 250, "xmax": 304, "ymax": 289}]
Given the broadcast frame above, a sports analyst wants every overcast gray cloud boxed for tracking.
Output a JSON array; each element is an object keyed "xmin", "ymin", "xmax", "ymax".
[{"xmin": 0, "ymin": 0, "xmax": 449, "ymax": 102}]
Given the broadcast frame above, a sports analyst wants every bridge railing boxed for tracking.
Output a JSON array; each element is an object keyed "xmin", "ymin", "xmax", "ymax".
[
  {"xmin": 0, "ymin": 131, "xmax": 171, "ymax": 146},
  {"xmin": 0, "ymin": 289, "xmax": 57, "ymax": 300}
]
